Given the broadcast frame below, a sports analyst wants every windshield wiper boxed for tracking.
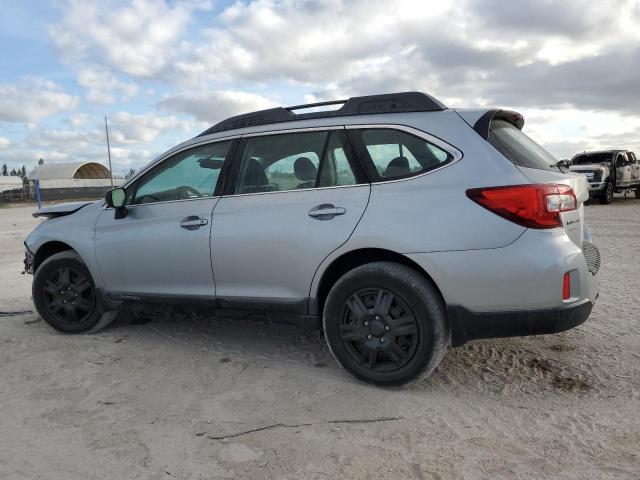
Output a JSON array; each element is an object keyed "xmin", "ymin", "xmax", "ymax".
[{"xmin": 550, "ymin": 160, "xmax": 571, "ymax": 173}]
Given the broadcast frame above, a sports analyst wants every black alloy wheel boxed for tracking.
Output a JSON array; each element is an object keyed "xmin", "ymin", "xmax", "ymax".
[
  {"xmin": 339, "ymin": 288, "xmax": 419, "ymax": 372},
  {"xmin": 323, "ymin": 262, "xmax": 448, "ymax": 386},
  {"xmin": 32, "ymin": 251, "xmax": 109, "ymax": 333},
  {"xmin": 41, "ymin": 267, "xmax": 96, "ymax": 326}
]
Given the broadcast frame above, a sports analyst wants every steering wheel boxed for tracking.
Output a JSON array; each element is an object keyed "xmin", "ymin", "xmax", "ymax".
[
  {"xmin": 137, "ymin": 194, "xmax": 159, "ymax": 203},
  {"xmin": 175, "ymin": 185, "xmax": 202, "ymax": 199}
]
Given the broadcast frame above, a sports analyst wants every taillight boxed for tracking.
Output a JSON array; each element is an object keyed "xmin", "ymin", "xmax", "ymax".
[{"xmin": 466, "ymin": 184, "xmax": 577, "ymax": 229}]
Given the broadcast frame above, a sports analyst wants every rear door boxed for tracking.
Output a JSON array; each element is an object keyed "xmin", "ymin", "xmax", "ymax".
[{"xmin": 210, "ymin": 127, "xmax": 370, "ymax": 312}]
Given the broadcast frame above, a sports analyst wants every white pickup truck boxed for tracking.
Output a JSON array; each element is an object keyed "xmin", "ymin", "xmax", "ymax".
[{"xmin": 569, "ymin": 150, "xmax": 640, "ymax": 204}]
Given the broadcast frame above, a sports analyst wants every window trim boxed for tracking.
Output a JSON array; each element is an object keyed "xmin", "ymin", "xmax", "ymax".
[
  {"xmin": 345, "ymin": 124, "xmax": 463, "ymax": 184},
  {"xmin": 125, "ymin": 138, "xmax": 239, "ymax": 208},
  {"xmin": 222, "ymin": 126, "xmax": 368, "ymax": 197}
]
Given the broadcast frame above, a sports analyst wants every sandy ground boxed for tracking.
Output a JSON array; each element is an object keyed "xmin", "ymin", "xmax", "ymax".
[{"xmin": 0, "ymin": 198, "xmax": 639, "ymax": 480}]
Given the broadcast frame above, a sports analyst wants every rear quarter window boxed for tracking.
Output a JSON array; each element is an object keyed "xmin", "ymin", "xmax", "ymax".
[{"xmin": 355, "ymin": 128, "xmax": 452, "ymax": 181}]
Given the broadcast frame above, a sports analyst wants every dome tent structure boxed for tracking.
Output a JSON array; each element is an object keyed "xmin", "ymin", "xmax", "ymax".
[
  {"xmin": 29, "ymin": 161, "xmax": 111, "ymax": 180},
  {"xmin": 26, "ymin": 161, "xmax": 120, "ymax": 202}
]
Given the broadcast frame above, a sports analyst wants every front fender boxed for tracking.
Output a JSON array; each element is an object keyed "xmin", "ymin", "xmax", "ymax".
[{"xmin": 25, "ymin": 202, "xmax": 105, "ymax": 289}]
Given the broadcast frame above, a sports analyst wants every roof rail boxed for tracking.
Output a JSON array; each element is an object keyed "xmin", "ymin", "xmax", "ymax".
[{"xmin": 197, "ymin": 91, "xmax": 446, "ymax": 136}]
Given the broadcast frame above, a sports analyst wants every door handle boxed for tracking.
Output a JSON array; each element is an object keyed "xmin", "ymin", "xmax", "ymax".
[
  {"xmin": 180, "ymin": 216, "xmax": 208, "ymax": 230},
  {"xmin": 308, "ymin": 204, "xmax": 346, "ymax": 220}
]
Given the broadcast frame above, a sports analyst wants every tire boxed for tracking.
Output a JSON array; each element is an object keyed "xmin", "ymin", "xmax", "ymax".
[
  {"xmin": 32, "ymin": 251, "xmax": 113, "ymax": 333},
  {"xmin": 323, "ymin": 262, "xmax": 449, "ymax": 387},
  {"xmin": 599, "ymin": 182, "xmax": 614, "ymax": 204},
  {"xmin": 635, "ymin": 188, "xmax": 640, "ymax": 199}
]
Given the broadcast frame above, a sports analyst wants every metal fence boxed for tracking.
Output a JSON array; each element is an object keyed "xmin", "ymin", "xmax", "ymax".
[
  {"xmin": 0, "ymin": 188, "xmax": 34, "ymax": 204},
  {"xmin": 0, "ymin": 186, "xmax": 109, "ymax": 204}
]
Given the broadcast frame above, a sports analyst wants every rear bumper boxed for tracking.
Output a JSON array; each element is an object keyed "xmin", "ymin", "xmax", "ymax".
[{"xmin": 448, "ymin": 299, "xmax": 593, "ymax": 347}]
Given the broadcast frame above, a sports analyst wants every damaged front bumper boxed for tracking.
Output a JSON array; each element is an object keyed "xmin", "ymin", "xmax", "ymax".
[{"xmin": 23, "ymin": 243, "xmax": 34, "ymax": 275}]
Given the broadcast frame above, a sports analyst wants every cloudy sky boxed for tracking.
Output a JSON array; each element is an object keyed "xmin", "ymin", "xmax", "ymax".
[{"xmin": 1, "ymin": 0, "xmax": 639, "ymax": 175}]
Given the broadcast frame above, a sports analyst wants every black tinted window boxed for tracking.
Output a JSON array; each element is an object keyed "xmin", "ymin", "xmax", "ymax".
[
  {"xmin": 233, "ymin": 131, "xmax": 357, "ymax": 194},
  {"xmin": 133, "ymin": 141, "xmax": 231, "ymax": 204},
  {"xmin": 488, "ymin": 119, "xmax": 558, "ymax": 171},
  {"xmin": 356, "ymin": 128, "xmax": 451, "ymax": 180},
  {"xmin": 572, "ymin": 153, "xmax": 613, "ymax": 165}
]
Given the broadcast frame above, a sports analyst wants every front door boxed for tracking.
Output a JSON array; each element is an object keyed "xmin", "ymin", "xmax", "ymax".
[
  {"xmin": 628, "ymin": 152, "xmax": 640, "ymax": 185},
  {"xmin": 210, "ymin": 128, "xmax": 370, "ymax": 311},
  {"xmin": 94, "ymin": 140, "xmax": 235, "ymax": 299},
  {"xmin": 615, "ymin": 153, "xmax": 632, "ymax": 187}
]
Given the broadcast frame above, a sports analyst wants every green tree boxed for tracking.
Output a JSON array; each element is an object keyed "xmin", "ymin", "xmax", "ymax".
[
  {"xmin": 1, "ymin": 164, "xmax": 7, "ymax": 176},
  {"xmin": 21, "ymin": 165, "xmax": 26, "ymax": 178}
]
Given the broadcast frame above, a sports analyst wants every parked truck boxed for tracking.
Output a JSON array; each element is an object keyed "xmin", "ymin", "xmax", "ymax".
[{"xmin": 570, "ymin": 150, "xmax": 640, "ymax": 204}]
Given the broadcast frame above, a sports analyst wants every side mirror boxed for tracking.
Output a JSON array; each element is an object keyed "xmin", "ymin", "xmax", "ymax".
[{"xmin": 105, "ymin": 188, "xmax": 128, "ymax": 219}]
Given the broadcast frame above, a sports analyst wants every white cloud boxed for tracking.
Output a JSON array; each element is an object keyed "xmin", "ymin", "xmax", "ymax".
[
  {"xmin": 77, "ymin": 67, "xmax": 139, "ymax": 104},
  {"xmin": 158, "ymin": 90, "xmax": 277, "ymax": 123},
  {"xmin": 51, "ymin": 0, "xmax": 201, "ymax": 77},
  {"xmin": 0, "ymin": 77, "xmax": 78, "ymax": 123},
  {"xmin": 0, "ymin": 137, "xmax": 10, "ymax": 148},
  {"xmin": 108, "ymin": 111, "xmax": 201, "ymax": 145},
  {"xmin": 8, "ymin": 112, "xmax": 198, "ymax": 174}
]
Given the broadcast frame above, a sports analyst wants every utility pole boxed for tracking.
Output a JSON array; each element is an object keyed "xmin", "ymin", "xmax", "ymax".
[{"xmin": 104, "ymin": 116, "xmax": 114, "ymax": 187}]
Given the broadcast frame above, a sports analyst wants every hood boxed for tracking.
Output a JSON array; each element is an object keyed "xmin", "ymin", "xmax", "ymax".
[{"xmin": 33, "ymin": 200, "xmax": 98, "ymax": 219}]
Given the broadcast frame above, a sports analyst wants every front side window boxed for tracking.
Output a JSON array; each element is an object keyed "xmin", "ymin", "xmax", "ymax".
[
  {"xmin": 133, "ymin": 141, "xmax": 232, "ymax": 204},
  {"xmin": 355, "ymin": 128, "xmax": 451, "ymax": 180},
  {"xmin": 233, "ymin": 130, "xmax": 358, "ymax": 194}
]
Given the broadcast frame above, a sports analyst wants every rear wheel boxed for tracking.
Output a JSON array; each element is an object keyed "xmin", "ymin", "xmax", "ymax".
[
  {"xmin": 33, "ymin": 251, "xmax": 113, "ymax": 333},
  {"xmin": 323, "ymin": 262, "xmax": 448, "ymax": 386},
  {"xmin": 599, "ymin": 182, "xmax": 614, "ymax": 204}
]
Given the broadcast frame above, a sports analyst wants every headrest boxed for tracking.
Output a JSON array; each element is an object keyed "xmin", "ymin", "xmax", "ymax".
[
  {"xmin": 384, "ymin": 156, "xmax": 410, "ymax": 177},
  {"xmin": 294, "ymin": 157, "xmax": 317, "ymax": 181}
]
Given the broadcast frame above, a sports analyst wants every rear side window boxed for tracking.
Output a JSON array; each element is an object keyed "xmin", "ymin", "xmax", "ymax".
[
  {"xmin": 355, "ymin": 128, "xmax": 451, "ymax": 180},
  {"xmin": 488, "ymin": 119, "xmax": 557, "ymax": 171},
  {"xmin": 232, "ymin": 130, "xmax": 359, "ymax": 194}
]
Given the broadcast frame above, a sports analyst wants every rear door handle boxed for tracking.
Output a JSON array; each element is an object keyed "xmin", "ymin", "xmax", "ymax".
[
  {"xmin": 308, "ymin": 204, "xmax": 346, "ymax": 220},
  {"xmin": 180, "ymin": 216, "xmax": 208, "ymax": 230}
]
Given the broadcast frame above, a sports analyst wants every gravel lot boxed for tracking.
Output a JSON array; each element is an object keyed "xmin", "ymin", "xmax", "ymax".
[{"xmin": 1, "ymin": 198, "xmax": 639, "ymax": 479}]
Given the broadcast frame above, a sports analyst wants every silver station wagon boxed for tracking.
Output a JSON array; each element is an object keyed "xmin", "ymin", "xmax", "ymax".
[{"xmin": 25, "ymin": 92, "xmax": 600, "ymax": 386}]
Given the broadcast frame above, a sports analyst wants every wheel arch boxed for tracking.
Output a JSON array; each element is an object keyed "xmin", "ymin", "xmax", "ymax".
[
  {"xmin": 312, "ymin": 248, "xmax": 445, "ymax": 316},
  {"xmin": 33, "ymin": 241, "xmax": 75, "ymax": 273}
]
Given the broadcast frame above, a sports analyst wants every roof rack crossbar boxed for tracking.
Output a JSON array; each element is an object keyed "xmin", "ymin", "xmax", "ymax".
[
  {"xmin": 286, "ymin": 99, "xmax": 347, "ymax": 111},
  {"xmin": 197, "ymin": 91, "xmax": 446, "ymax": 137}
]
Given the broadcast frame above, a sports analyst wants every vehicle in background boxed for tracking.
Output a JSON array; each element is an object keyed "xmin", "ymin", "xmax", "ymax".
[{"xmin": 570, "ymin": 150, "xmax": 640, "ymax": 204}]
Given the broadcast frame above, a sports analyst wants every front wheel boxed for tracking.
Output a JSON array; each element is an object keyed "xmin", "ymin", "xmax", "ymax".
[
  {"xmin": 32, "ymin": 251, "xmax": 113, "ymax": 333},
  {"xmin": 599, "ymin": 182, "xmax": 614, "ymax": 204},
  {"xmin": 323, "ymin": 262, "xmax": 448, "ymax": 387}
]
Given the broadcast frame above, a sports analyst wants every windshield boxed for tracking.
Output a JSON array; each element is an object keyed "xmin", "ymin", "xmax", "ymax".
[
  {"xmin": 572, "ymin": 153, "xmax": 613, "ymax": 165},
  {"xmin": 488, "ymin": 119, "xmax": 558, "ymax": 171}
]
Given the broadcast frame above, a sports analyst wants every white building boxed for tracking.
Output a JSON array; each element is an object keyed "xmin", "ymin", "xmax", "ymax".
[{"xmin": 0, "ymin": 176, "xmax": 24, "ymax": 193}]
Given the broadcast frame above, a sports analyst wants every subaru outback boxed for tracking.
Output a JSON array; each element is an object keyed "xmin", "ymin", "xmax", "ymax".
[{"xmin": 24, "ymin": 92, "xmax": 600, "ymax": 386}]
